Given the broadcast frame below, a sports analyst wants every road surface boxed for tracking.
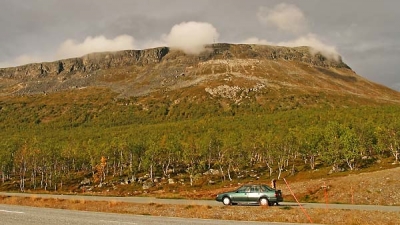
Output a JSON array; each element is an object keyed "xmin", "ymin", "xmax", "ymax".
[{"xmin": 0, "ymin": 204, "xmax": 317, "ymax": 225}]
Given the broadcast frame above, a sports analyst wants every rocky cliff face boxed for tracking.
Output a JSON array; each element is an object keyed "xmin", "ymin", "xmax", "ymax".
[
  {"xmin": 0, "ymin": 43, "xmax": 399, "ymax": 103},
  {"xmin": 0, "ymin": 44, "xmax": 348, "ymax": 80},
  {"xmin": 0, "ymin": 47, "xmax": 170, "ymax": 79}
]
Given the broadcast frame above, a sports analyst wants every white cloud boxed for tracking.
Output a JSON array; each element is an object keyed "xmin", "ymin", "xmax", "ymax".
[
  {"xmin": 0, "ymin": 35, "xmax": 136, "ymax": 68},
  {"xmin": 141, "ymin": 39, "xmax": 167, "ymax": 49},
  {"xmin": 241, "ymin": 34, "xmax": 339, "ymax": 61},
  {"xmin": 257, "ymin": 3, "xmax": 307, "ymax": 34},
  {"xmin": 255, "ymin": 3, "xmax": 339, "ymax": 60},
  {"xmin": 56, "ymin": 35, "xmax": 136, "ymax": 59},
  {"xmin": 0, "ymin": 54, "xmax": 44, "ymax": 68},
  {"xmin": 0, "ymin": 17, "xmax": 339, "ymax": 69},
  {"xmin": 276, "ymin": 34, "xmax": 340, "ymax": 60},
  {"xmin": 1, "ymin": 21, "xmax": 220, "ymax": 67},
  {"xmin": 163, "ymin": 21, "xmax": 219, "ymax": 54},
  {"xmin": 241, "ymin": 37, "xmax": 272, "ymax": 45},
  {"xmin": 253, "ymin": 4, "xmax": 339, "ymax": 61}
]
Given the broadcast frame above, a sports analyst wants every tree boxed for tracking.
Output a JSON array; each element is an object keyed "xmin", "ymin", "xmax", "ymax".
[
  {"xmin": 158, "ymin": 133, "xmax": 181, "ymax": 177},
  {"xmin": 93, "ymin": 156, "xmax": 107, "ymax": 184},
  {"xmin": 181, "ymin": 135, "xmax": 203, "ymax": 186},
  {"xmin": 300, "ymin": 126, "xmax": 324, "ymax": 170},
  {"xmin": 0, "ymin": 140, "xmax": 18, "ymax": 184},
  {"xmin": 376, "ymin": 125, "xmax": 400, "ymax": 164},
  {"xmin": 340, "ymin": 127, "xmax": 361, "ymax": 170},
  {"xmin": 321, "ymin": 122, "xmax": 344, "ymax": 172},
  {"xmin": 14, "ymin": 141, "xmax": 28, "ymax": 192},
  {"xmin": 260, "ymin": 132, "xmax": 276, "ymax": 178},
  {"xmin": 129, "ymin": 141, "xmax": 146, "ymax": 179},
  {"xmin": 354, "ymin": 122, "xmax": 376, "ymax": 157},
  {"xmin": 284, "ymin": 129, "xmax": 301, "ymax": 175}
]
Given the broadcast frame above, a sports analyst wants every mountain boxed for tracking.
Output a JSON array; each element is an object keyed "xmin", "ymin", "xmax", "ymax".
[
  {"xmin": 1, "ymin": 44, "xmax": 400, "ymax": 195},
  {"xmin": 1, "ymin": 43, "xmax": 400, "ymax": 106}
]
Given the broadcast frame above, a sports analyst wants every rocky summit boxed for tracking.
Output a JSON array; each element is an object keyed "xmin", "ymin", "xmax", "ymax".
[{"xmin": 1, "ymin": 43, "xmax": 399, "ymax": 104}]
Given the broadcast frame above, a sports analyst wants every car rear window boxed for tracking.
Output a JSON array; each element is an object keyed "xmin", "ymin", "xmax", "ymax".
[{"xmin": 261, "ymin": 185, "xmax": 274, "ymax": 191}]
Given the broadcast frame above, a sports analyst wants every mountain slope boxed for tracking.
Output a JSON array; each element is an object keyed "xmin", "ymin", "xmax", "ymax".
[{"xmin": 1, "ymin": 43, "xmax": 399, "ymax": 106}]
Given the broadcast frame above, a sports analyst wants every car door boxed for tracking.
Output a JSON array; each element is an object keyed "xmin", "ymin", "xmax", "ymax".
[
  {"xmin": 232, "ymin": 186, "xmax": 250, "ymax": 203},
  {"xmin": 246, "ymin": 186, "xmax": 262, "ymax": 203}
]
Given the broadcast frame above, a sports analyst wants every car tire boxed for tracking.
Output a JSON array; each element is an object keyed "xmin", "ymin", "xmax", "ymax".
[
  {"xmin": 259, "ymin": 198, "xmax": 269, "ymax": 206},
  {"xmin": 222, "ymin": 197, "xmax": 231, "ymax": 205}
]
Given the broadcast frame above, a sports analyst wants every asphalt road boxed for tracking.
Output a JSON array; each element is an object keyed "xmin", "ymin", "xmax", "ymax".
[
  {"xmin": 1, "ymin": 192, "xmax": 400, "ymax": 212},
  {"xmin": 0, "ymin": 204, "xmax": 315, "ymax": 225}
]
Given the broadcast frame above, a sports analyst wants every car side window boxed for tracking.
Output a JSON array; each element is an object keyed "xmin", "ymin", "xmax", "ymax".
[
  {"xmin": 237, "ymin": 186, "xmax": 247, "ymax": 193},
  {"xmin": 251, "ymin": 186, "xmax": 260, "ymax": 193}
]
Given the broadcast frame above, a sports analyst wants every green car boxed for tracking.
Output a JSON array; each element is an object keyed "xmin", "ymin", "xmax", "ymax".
[{"xmin": 216, "ymin": 184, "xmax": 283, "ymax": 206}]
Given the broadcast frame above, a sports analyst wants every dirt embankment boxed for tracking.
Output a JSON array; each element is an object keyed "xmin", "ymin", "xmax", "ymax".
[{"xmin": 278, "ymin": 166, "xmax": 400, "ymax": 206}]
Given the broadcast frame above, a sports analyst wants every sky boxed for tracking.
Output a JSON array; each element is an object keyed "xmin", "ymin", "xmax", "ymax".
[{"xmin": 1, "ymin": 0, "xmax": 399, "ymax": 91}]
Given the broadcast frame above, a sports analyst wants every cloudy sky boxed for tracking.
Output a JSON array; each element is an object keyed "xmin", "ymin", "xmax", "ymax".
[{"xmin": 1, "ymin": 0, "xmax": 399, "ymax": 90}]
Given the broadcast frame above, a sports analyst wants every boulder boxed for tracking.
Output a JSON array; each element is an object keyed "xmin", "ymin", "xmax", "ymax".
[
  {"xmin": 80, "ymin": 178, "xmax": 91, "ymax": 185},
  {"xmin": 142, "ymin": 181, "xmax": 155, "ymax": 190},
  {"xmin": 168, "ymin": 178, "xmax": 175, "ymax": 184}
]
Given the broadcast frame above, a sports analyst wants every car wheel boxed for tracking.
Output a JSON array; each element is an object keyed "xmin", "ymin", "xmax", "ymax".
[
  {"xmin": 269, "ymin": 201, "xmax": 275, "ymax": 206},
  {"xmin": 222, "ymin": 197, "xmax": 231, "ymax": 205},
  {"xmin": 259, "ymin": 198, "xmax": 269, "ymax": 206}
]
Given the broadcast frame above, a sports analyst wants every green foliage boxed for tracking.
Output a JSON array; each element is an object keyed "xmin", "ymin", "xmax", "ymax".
[{"xmin": 1, "ymin": 88, "xmax": 400, "ymax": 190}]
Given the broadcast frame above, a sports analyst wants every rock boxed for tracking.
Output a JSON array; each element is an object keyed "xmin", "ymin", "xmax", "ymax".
[
  {"xmin": 142, "ymin": 181, "xmax": 154, "ymax": 190},
  {"xmin": 168, "ymin": 178, "xmax": 175, "ymax": 184},
  {"xmin": 80, "ymin": 178, "xmax": 91, "ymax": 185},
  {"xmin": 98, "ymin": 182, "xmax": 105, "ymax": 188},
  {"xmin": 203, "ymin": 169, "xmax": 220, "ymax": 176}
]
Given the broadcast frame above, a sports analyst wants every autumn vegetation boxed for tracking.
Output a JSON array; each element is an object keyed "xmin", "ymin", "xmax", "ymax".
[{"xmin": 0, "ymin": 86, "xmax": 399, "ymax": 195}]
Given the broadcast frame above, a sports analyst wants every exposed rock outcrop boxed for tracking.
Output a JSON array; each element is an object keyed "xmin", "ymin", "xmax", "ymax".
[
  {"xmin": 0, "ymin": 44, "xmax": 348, "ymax": 81},
  {"xmin": 0, "ymin": 47, "xmax": 169, "ymax": 79}
]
